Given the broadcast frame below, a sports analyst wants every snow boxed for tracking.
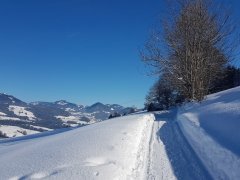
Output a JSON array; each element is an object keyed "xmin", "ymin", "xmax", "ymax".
[
  {"xmin": 77, "ymin": 121, "xmax": 88, "ymax": 125},
  {"xmin": 0, "ymin": 112, "xmax": 7, "ymax": 116},
  {"xmin": 29, "ymin": 125, "xmax": 53, "ymax": 131},
  {"xmin": 8, "ymin": 105, "xmax": 36, "ymax": 120},
  {"xmin": 0, "ymin": 116, "xmax": 20, "ymax": 121},
  {"xmin": 0, "ymin": 114, "xmax": 155, "ymax": 180},
  {"xmin": 55, "ymin": 115, "xmax": 80, "ymax": 122},
  {"xmin": 55, "ymin": 116, "xmax": 89, "ymax": 127},
  {"xmin": 0, "ymin": 125, "xmax": 40, "ymax": 138},
  {"xmin": 149, "ymin": 111, "xmax": 211, "ymax": 180},
  {"xmin": 56, "ymin": 101, "xmax": 68, "ymax": 106},
  {"xmin": 178, "ymin": 86, "xmax": 240, "ymax": 180},
  {"xmin": 0, "ymin": 111, "xmax": 22, "ymax": 121},
  {"xmin": 30, "ymin": 102, "xmax": 39, "ymax": 105},
  {"xmin": 65, "ymin": 108, "xmax": 76, "ymax": 112},
  {"xmin": 146, "ymin": 118, "xmax": 177, "ymax": 180},
  {"xmin": 0, "ymin": 87, "xmax": 239, "ymax": 179},
  {"xmin": 8, "ymin": 97, "xmax": 16, "ymax": 103}
]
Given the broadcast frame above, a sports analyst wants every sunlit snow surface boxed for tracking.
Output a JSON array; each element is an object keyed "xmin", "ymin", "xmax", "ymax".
[
  {"xmin": 178, "ymin": 86, "xmax": 240, "ymax": 180},
  {"xmin": 0, "ymin": 87, "xmax": 239, "ymax": 179},
  {"xmin": 8, "ymin": 105, "xmax": 36, "ymax": 120},
  {"xmin": 0, "ymin": 114, "xmax": 155, "ymax": 180}
]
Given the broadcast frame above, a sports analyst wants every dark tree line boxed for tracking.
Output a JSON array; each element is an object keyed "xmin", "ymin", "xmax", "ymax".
[
  {"xmin": 142, "ymin": 0, "xmax": 239, "ymax": 111},
  {"xmin": 209, "ymin": 65, "xmax": 240, "ymax": 94},
  {"xmin": 145, "ymin": 75, "xmax": 183, "ymax": 111},
  {"xmin": 108, "ymin": 112, "xmax": 121, "ymax": 119}
]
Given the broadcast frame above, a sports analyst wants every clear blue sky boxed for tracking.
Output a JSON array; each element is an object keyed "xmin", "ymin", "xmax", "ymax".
[{"xmin": 0, "ymin": 0, "xmax": 239, "ymax": 108}]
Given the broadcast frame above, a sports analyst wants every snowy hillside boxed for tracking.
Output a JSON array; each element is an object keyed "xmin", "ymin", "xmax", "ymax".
[
  {"xmin": 0, "ymin": 87, "xmax": 239, "ymax": 179},
  {"xmin": 0, "ymin": 114, "xmax": 155, "ymax": 180},
  {"xmin": 178, "ymin": 86, "xmax": 240, "ymax": 179},
  {"xmin": 0, "ymin": 93, "xmax": 136, "ymax": 138},
  {"xmin": 0, "ymin": 109, "xmax": 213, "ymax": 180}
]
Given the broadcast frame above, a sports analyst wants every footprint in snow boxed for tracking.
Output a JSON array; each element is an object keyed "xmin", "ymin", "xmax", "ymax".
[
  {"xmin": 84, "ymin": 157, "xmax": 116, "ymax": 167},
  {"xmin": 94, "ymin": 171, "xmax": 100, "ymax": 176}
]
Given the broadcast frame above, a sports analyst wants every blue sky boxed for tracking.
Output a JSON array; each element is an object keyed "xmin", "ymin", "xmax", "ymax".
[{"xmin": 0, "ymin": 0, "xmax": 239, "ymax": 108}]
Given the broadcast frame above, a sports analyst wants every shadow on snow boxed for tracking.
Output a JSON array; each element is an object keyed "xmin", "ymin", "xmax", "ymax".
[{"xmin": 154, "ymin": 110, "xmax": 212, "ymax": 180}]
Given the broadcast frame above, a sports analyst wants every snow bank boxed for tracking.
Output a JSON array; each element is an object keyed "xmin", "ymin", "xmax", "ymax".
[
  {"xmin": 0, "ymin": 113, "xmax": 154, "ymax": 180},
  {"xmin": 178, "ymin": 87, "xmax": 240, "ymax": 180}
]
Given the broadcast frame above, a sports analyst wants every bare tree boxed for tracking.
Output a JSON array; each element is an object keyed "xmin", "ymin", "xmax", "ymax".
[{"xmin": 142, "ymin": 0, "xmax": 237, "ymax": 101}]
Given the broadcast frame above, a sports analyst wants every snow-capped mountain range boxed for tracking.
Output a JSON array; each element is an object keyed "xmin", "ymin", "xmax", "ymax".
[{"xmin": 0, "ymin": 93, "xmax": 136, "ymax": 138}]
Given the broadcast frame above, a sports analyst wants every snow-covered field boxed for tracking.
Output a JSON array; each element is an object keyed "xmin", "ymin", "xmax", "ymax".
[
  {"xmin": 0, "ymin": 114, "xmax": 155, "ymax": 180},
  {"xmin": 0, "ymin": 87, "xmax": 239, "ymax": 180},
  {"xmin": 8, "ymin": 105, "xmax": 36, "ymax": 120},
  {"xmin": 0, "ymin": 125, "xmax": 40, "ymax": 137}
]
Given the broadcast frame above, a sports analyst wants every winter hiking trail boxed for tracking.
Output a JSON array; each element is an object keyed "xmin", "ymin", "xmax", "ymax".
[
  {"xmin": 0, "ymin": 112, "xmax": 213, "ymax": 180},
  {"xmin": 145, "ymin": 110, "xmax": 212, "ymax": 180}
]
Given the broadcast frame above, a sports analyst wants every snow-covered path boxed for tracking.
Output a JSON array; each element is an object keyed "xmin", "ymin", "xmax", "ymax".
[
  {"xmin": 0, "ymin": 111, "xmax": 213, "ymax": 180},
  {"xmin": 0, "ymin": 114, "xmax": 155, "ymax": 180},
  {"xmin": 147, "ymin": 111, "xmax": 212, "ymax": 180},
  {"xmin": 1, "ymin": 87, "xmax": 240, "ymax": 179}
]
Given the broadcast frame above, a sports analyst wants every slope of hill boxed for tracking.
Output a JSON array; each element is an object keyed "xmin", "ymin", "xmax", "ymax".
[
  {"xmin": 178, "ymin": 86, "xmax": 240, "ymax": 179},
  {"xmin": 0, "ymin": 87, "xmax": 239, "ymax": 179},
  {"xmin": 0, "ymin": 108, "xmax": 214, "ymax": 180},
  {"xmin": 0, "ymin": 114, "xmax": 155, "ymax": 180}
]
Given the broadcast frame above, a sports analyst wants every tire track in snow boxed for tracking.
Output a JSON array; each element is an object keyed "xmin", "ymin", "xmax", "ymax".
[
  {"xmin": 146, "ymin": 119, "xmax": 156, "ymax": 180},
  {"xmin": 149, "ymin": 111, "xmax": 213, "ymax": 180},
  {"xmin": 147, "ymin": 119, "xmax": 177, "ymax": 180},
  {"xmin": 131, "ymin": 114, "xmax": 155, "ymax": 180}
]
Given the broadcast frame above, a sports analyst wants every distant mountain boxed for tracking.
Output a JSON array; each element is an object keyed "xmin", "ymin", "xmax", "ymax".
[
  {"xmin": 54, "ymin": 100, "xmax": 84, "ymax": 112},
  {"xmin": 84, "ymin": 102, "xmax": 126, "ymax": 120},
  {"xmin": 85, "ymin": 102, "xmax": 109, "ymax": 112},
  {"xmin": 0, "ymin": 93, "xmax": 137, "ymax": 138},
  {"xmin": 0, "ymin": 93, "xmax": 26, "ymax": 106}
]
